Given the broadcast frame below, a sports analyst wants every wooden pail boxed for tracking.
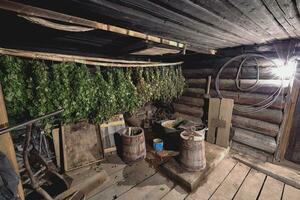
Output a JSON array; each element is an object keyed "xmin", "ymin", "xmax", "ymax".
[
  {"xmin": 121, "ymin": 127, "xmax": 146, "ymax": 163},
  {"xmin": 179, "ymin": 128, "xmax": 206, "ymax": 171}
]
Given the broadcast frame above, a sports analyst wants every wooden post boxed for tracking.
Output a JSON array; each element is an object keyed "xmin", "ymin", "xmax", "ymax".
[{"xmin": 0, "ymin": 85, "xmax": 25, "ymax": 200}]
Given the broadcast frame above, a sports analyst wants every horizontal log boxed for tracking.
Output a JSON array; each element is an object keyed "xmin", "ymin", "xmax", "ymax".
[
  {"xmin": 237, "ymin": 92, "xmax": 285, "ymax": 109},
  {"xmin": 183, "ymin": 88, "xmax": 206, "ymax": 97},
  {"xmin": 239, "ymin": 79, "xmax": 289, "ymax": 94},
  {"xmin": 232, "ymin": 127, "xmax": 277, "ymax": 153},
  {"xmin": 173, "ymin": 103, "xmax": 204, "ymax": 117},
  {"xmin": 183, "ymin": 67, "xmax": 287, "ymax": 79},
  {"xmin": 231, "ymin": 141, "xmax": 274, "ymax": 162},
  {"xmin": 173, "ymin": 112, "xmax": 202, "ymax": 124},
  {"xmin": 210, "ymin": 90, "xmax": 239, "ymax": 101},
  {"xmin": 212, "ymin": 89, "xmax": 286, "ymax": 109},
  {"xmin": 233, "ymin": 105, "xmax": 283, "ymax": 124},
  {"xmin": 183, "ymin": 68, "xmax": 236, "ymax": 78},
  {"xmin": 178, "ymin": 96, "xmax": 204, "ymax": 107},
  {"xmin": 186, "ymin": 79, "xmax": 207, "ymax": 88},
  {"xmin": 232, "ymin": 115, "xmax": 279, "ymax": 137},
  {"xmin": 187, "ymin": 78, "xmax": 288, "ymax": 95}
]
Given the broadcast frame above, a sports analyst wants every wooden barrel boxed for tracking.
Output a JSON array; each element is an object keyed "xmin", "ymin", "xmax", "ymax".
[
  {"xmin": 179, "ymin": 129, "xmax": 206, "ymax": 171},
  {"xmin": 121, "ymin": 127, "xmax": 146, "ymax": 163}
]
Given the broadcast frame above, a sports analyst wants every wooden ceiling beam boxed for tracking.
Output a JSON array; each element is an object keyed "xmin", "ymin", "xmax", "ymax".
[
  {"xmin": 0, "ymin": 0, "xmax": 184, "ymax": 49},
  {"xmin": 0, "ymin": 47, "xmax": 183, "ymax": 67}
]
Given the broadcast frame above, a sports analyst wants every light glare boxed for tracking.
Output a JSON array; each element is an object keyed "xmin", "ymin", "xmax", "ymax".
[{"xmin": 272, "ymin": 59, "xmax": 296, "ymax": 79}]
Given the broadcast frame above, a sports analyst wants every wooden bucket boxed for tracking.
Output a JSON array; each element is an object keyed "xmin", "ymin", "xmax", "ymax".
[
  {"xmin": 179, "ymin": 128, "xmax": 206, "ymax": 171},
  {"xmin": 121, "ymin": 127, "xmax": 146, "ymax": 163}
]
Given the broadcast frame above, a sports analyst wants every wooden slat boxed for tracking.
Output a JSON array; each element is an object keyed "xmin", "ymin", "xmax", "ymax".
[
  {"xmin": 161, "ymin": 185, "xmax": 188, "ymax": 200},
  {"xmin": 207, "ymin": 98, "xmax": 221, "ymax": 144},
  {"xmin": 216, "ymin": 98, "xmax": 234, "ymax": 147},
  {"xmin": 117, "ymin": 172, "xmax": 174, "ymax": 200},
  {"xmin": 186, "ymin": 158, "xmax": 237, "ymax": 200},
  {"xmin": 234, "ymin": 169, "xmax": 266, "ymax": 200},
  {"xmin": 52, "ymin": 128, "xmax": 61, "ymax": 169},
  {"xmin": 233, "ymin": 153, "xmax": 300, "ymax": 189},
  {"xmin": 258, "ymin": 176, "xmax": 284, "ymax": 200},
  {"xmin": 158, "ymin": 0, "xmax": 260, "ymax": 43},
  {"xmin": 89, "ymin": 160, "xmax": 156, "ymax": 199},
  {"xmin": 0, "ymin": 0, "xmax": 184, "ymax": 49},
  {"xmin": 282, "ymin": 184, "xmax": 300, "ymax": 200},
  {"xmin": 191, "ymin": 0, "xmax": 271, "ymax": 41},
  {"xmin": 209, "ymin": 163, "xmax": 251, "ymax": 200},
  {"xmin": 227, "ymin": 0, "xmax": 288, "ymax": 39}
]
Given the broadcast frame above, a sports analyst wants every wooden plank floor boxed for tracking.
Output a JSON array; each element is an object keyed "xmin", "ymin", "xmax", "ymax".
[{"xmin": 87, "ymin": 154, "xmax": 300, "ymax": 200}]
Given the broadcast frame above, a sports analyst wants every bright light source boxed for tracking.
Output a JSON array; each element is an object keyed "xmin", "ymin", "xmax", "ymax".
[
  {"xmin": 210, "ymin": 49, "xmax": 217, "ymax": 55},
  {"xmin": 272, "ymin": 59, "xmax": 297, "ymax": 79}
]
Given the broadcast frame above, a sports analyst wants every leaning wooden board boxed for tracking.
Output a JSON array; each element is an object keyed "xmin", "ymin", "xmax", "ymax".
[
  {"xmin": 99, "ymin": 114, "xmax": 126, "ymax": 153},
  {"xmin": 207, "ymin": 98, "xmax": 234, "ymax": 147},
  {"xmin": 62, "ymin": 121, "xmax": 104, "ymax": 171}
]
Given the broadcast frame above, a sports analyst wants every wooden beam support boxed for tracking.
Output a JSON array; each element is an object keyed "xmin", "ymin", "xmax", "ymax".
[
  {"xmin": 0, "ymin": 47, "xmax": 183, "ymax": 67},
  {"xmin": 0, "ymin": 0, "xmax": 184, "ymax": 49},
  {"xmin": 0, "ymin": 85, "xmax": 25, "ymax": 200}
]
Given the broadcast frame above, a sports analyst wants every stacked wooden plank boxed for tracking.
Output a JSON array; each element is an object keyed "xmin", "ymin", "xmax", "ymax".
[{"xmin": 182, "ymin": 64, "xmax": 290, "ymax": 161}]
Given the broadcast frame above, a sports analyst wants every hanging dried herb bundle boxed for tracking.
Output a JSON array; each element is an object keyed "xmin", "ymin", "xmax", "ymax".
[{"xmin": 0, "ymin": 56, "xmax": 185, "ymax": 126}]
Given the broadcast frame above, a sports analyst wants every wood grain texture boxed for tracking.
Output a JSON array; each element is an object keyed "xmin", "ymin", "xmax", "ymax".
[
  {"xmin": 207, "ymin": 98, "xmax": 221, "ymax": 144},
  {"xmin": 232, "ymin": 128, "xmax": 277, "ymax": 153},
  {"xmin": 161, "ymin": 185, "xmax": 188, "ymax": 200},
  {"xmin": 258, "ymin": 176, "xmax": 284, "ymax": 200},
  {"xmin": 117, "ymin": 172, "xmax": 174, "ymax": 200},
  {"xmin": 234, "ymin": 169, "xmax": 266, "ymax": 200},
  {"xmin": 231, "ymin": 141, "xmax": 273, "ymax": 162},
  {"xmin": 178, "ymin": 96, "xmax": 205, "ymax": 107},
  {"xmin": 186, "ymin": 158, "xmax": 237, "ymax": 200},
  {"xmin": 232, "ymin": 115, "xmax": 279, "ymax": 137},
  {"xmin": 89, "ymin": 160, "xmax": 156, "ymax": 200},
  {"xmin": 209, "ymin": 163, "xmax": 251, "ymax": 200},
  {"xmin": 233, "ymin": 153, "xmax": 300, "ymax": 189},
  {"xmin": 216, "ymin": 98, "xmax": 234, "ymax": 147},
  {"xmin": 62, "ymin": 122, "xmax": 104, "ymax": 171},
  {"xmin": 173, "ymin": 103, "xmax": 204, "ymax": 117},
  {"xmin": 0, "ymin": 85, "xmax": 24, "ymax": 200},
  {"xmin": 282, "ymin": 184, "xmax": 300, "ymax": 200}
]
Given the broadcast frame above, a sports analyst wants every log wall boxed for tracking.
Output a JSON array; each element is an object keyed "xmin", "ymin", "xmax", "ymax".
[{"xmin": 177, "ymin": 57, "xmax": 292, "ymax": 161}]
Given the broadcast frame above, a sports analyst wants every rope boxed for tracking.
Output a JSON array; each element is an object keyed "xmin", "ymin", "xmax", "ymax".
[{"xmin": 215, "ymin": 53, "xmax": 284, "ymax": 113}]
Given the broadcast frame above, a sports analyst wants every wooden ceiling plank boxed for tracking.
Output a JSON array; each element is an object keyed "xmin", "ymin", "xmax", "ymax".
[
  {"xmin": 192, "ymin": 0, "xmax": 274, "ymax": 41},
  {"xmin": 228, "ymin": 0, "xmax": 289, "ymax": 40},
  {"xmin": 275, "ymin": 0, "xmax": 300, "ymax": 36},
  {"xmin": 158, "ymin": 0, "xmax": 260, "ymax": 44},
  {"xmin": 69, "ymin": 0, "xmax": 219, "ymax": 51},
  {"xmin": 116, "ymin": 0, "xmax": 250, "ymax": 45},
  {"xmin": 85, "ymin": 0, "xmax": 238, "ymax": 48},
  {"xmin": 261, "ymin": 0, "xmax": 299, "ymax": 37},
  {"xmin": 0, "ymin": 0, "xmax": 185, "ymax": 50}
]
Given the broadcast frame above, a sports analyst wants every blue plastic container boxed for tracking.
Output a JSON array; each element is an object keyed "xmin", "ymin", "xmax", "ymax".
[{"xmin": 153, "ymin": 138, "xmax": 163, "ymax": 152}]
